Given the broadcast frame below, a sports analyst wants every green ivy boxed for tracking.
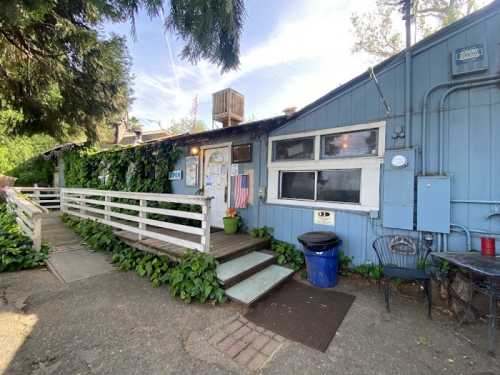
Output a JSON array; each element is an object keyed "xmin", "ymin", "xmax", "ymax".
[
  {"xmin": 249, "ymin": 226, "xmax": 273, "ymax": 240},
  {"xmin": 271, "ymin": 239, "xmax": 305, "ymax": 272},
  {"xmin": 62, "ymin": 214, "xmax": 225, "ymax": 302},
  {"xmin": 0, "ymin": 204, "xmax": 49, "ymax": 272},
  {"xmin": 63, "ymin": 142, "xmax": 181, "ymax": 193},
  {"xmin": 168, "ymin": 250, "xmax": 226, "ymax": 304}
]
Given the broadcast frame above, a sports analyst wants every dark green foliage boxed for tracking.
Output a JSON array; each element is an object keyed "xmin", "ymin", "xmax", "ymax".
[
  {"xmin": 0, "ymin": 1, "xmax": 132, "ymax": 140},
  {"xmin": 1, "ymin": 0, "xmax": 244, "ymax": 140},
  {"xmin": 352, "ymin": 263, "xmax": 382, "ymax": 280},
  {"xmin": 0, "ymin": 204, "xmax": 48, "ymax": 272},
  {"xmin": 63, "ymin": 143, "xmax": 181, "ymax": 193},
  {"xmin": 62, "ymin": 214, "xmax": 224, "ymax": 302},
  {"xmin": 168, "ymin": 250, "xmax": 226, "ymax": 304},
  {"xmin": 250, "ymin": 226, "xmax": 273, "ymax": 240},
  {"xmin": 338, "ymin": 250, "xmax": 353, "ymax": 276},
  {"xmin": 0, "ymin": 133, "xmax": 56, "ymax": 186},
  {"xmin": 271, "ymin": 240, "xmax": 305, "ymax": 272},
  {"xmin": 167, "ymin": 0, "xmax": 244, "ymax": 72}
]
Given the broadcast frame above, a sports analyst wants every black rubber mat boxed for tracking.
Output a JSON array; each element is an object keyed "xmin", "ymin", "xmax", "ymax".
[{"xmin": 245, "ymin": 280, "xmax": 355, "ymax": 352}]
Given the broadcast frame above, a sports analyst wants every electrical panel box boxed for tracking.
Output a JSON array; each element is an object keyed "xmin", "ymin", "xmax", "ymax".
[
  {"xmin": 417, "ymin": 176, "xmax": 450, "ymax": 234},
  {"xmin": 382, "ymin": 148, "xmax": 416, "ymax": 230}
]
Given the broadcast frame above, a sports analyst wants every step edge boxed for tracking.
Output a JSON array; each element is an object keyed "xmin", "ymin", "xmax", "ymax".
[
  {"xmin": 217, "ymin": 251, "xmax": 275, "ymax": 281},
  {"xmin": 224, "ymin": 265, "xmax": 295, "ymax": 305}
]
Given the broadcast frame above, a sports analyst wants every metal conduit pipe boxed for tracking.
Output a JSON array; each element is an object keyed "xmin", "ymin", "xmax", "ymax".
[
  {"xmin": 449, "ymin": 223, "xmax": 472, "ymax": 252},
  {"xmin": 404, "ymin": 0, "xmax": 412, "ymax": 148},
  {"xmin": 421, "ymin": 74, "xmax": 500, "ymax": 175},
  {"xmin": 451, "ymin": 199, "xmax": 500, "ymax": 204},
  {"xmin": 438, "ymin": 78, "xmax": 500, "ymax": 174}
]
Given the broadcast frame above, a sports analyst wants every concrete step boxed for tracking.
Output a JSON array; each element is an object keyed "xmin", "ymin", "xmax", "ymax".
[
  {"xmin": 216, "ymin": 251, "xmax": 275, "ymax": 288},
  {"xmin": 224, "ymin": 265, "xmax": 294, "ymax": 305}
]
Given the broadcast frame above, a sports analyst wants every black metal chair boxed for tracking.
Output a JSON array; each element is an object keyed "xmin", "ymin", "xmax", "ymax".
[{"xmin": 372, "ymin": 235, "xmax": 432, "ymax": 318}]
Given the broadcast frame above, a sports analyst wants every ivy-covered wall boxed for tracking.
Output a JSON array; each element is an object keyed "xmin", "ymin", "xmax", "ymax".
[{"xmin": 63, "ymin": 142, "xmax": 181, "ymax": 193}]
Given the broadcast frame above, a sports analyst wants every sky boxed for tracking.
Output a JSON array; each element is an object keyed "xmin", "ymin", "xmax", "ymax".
[{"xmin": 102, "ymin": 0, "xmax": 488, "ymax": 131}]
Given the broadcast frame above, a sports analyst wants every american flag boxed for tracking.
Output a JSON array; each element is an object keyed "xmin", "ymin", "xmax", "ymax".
[{"xmin": 234, "ymin": 174, "xmax": 249, "ymax": 208}]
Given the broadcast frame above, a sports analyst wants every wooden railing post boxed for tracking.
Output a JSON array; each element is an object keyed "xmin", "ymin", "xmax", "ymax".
[
  {"xmin": 104, "ymin": 194, "xmax": 111, "ymax": 221},
  {"xmin": 80, "ymin": 193, "xmax": 85, "ymax": 215},
  {"xmin": 201, "ymin": 199, "xmax": 211, "ymax": 253},
  {"xmin": 32, "ymin": 212, "xmax": 42, "ymax": 251},
  {"xmin": 33, "ymin": 184, "xmax": 40, "ymax": 204},
  {"xmin": 138, "ymin": 199, "xmax": 146, "ymax": 241}
]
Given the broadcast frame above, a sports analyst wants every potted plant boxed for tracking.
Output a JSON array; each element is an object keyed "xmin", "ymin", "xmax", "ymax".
[{"xmin": 223, "ymin": 208, "xmax": 240, "ymax": 234}]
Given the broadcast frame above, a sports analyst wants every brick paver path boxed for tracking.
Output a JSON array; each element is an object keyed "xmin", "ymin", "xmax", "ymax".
[{"xmin": 209, "ymin": 315, "xmax": 286, "ymax": 371}]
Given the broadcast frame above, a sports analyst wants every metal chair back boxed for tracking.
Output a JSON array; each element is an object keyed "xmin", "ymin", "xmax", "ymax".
[{"xmin": 372, "ymin": 235, "xmax": 430, "ymax": 270}]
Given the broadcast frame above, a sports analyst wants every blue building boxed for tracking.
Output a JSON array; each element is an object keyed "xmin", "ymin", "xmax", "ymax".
[{"xmin": 166, "ymin": 1, "xmax": 500, "ymax": 265}]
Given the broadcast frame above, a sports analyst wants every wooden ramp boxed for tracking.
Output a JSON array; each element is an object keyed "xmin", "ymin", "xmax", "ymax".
[{"xmin": 115, "ymin": 229, "xmax": 269, "ymax": 261}]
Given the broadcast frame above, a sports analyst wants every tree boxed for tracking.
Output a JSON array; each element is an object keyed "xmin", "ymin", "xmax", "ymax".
[
  {"xmin": 351, "ymin": 0, "xmax": 481, "ymax": 61},
  {"xmin": 169, "ymin": 117, "xmax": 207, "ymax": 135},
  {"xmin": 0, "ymin": 0, "xmax": 245, "ymax": 141}
]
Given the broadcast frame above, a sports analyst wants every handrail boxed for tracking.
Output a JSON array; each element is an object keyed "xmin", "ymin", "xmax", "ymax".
[
  {"xmin": 60, "ymin": 188, "xmax": 213, "ymax": 253},
  {"xmin": 14, "ymin": 187, "xmax": 61, "ymax": 210},
  {"xmin": 4, "ymin": 188, "xmax": 44, "ymax": 250}
]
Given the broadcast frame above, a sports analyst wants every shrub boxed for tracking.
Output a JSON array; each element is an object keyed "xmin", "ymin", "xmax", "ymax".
[
  {"xmin": 0, "ymin": 204, "xmax": 48, "ymax": 272},
  {"xmin": 62, "ymin": 215, "xmax": 223, "ymax": 301},
  {"xmin": 338, "ymin": 250, "xmax": 353, "ymax": 276},
  {"xmin": 168, "ymin": 250, "xmax": 226, "ymax": 304},
  {"xmin": 272, "ymin": 240, "xmax": 305, "ymax": 272},
  {"xmin": 249, "ymin": 226, "xmax": 273, "ymax": 240},
  {"xmin": 352, "ymin": 263, "xmax": 382, "ymax": 280}
]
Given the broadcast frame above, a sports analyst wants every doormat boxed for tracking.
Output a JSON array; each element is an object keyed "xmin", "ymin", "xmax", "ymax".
[{"xmin": 245, "ymin": 280, "xmax": 355, "ymax": 352}]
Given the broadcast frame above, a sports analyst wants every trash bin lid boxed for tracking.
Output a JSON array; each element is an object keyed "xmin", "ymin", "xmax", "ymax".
[{"xmin": 297, "ymin": 231, "xmax": 340, "ymax": 249}]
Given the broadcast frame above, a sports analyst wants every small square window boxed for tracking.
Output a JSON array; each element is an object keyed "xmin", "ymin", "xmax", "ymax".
[
  {"xmin": 273, "ymin": 137, "xmax": 314, "ymax": 161},
  {"xmin": 232, "ymin": 144, "xmax": 252, "ymax": 163},
  {"xmin": 321, "ymin": 129, "xmax": 378, "ymax": 159}
]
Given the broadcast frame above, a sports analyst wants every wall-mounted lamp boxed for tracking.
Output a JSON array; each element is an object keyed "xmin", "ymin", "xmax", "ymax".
[{"xmin": 190, "ymin": 146, "xmax": 200, "ymax": 156}]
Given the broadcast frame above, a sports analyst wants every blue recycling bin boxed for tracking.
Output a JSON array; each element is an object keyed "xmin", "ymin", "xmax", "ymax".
[{"xmin": 298, "ymin": 231, "xmax": 342, "ymax": 288}]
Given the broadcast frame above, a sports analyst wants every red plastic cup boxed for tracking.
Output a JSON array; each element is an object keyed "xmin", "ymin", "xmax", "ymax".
[{"xmin": 481, "ymin": 237, "xmax": 496, "ymax": 257}]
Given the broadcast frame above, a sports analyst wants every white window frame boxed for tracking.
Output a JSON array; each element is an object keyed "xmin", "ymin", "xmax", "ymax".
[{"xmin": 267, "ymin": 121, "xmax": 385, "ymax": 212}]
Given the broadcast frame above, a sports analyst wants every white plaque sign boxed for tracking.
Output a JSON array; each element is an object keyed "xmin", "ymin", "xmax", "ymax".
[{"xmin": 313, "ymin": 210, "xmax": 335, "ymax": 226}]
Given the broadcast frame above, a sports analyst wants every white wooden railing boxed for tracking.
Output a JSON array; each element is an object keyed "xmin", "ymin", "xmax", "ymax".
[
  {"xmin": 4, "ymin": 188, "xmax": 44, "ymax": 250},
  {"xmin": 14, "ymin": 187, "xmax": 61, "ymax": 210},
  {"xmin": 60, "ymin": 188, "xmax": 213, "ymax": 253}
]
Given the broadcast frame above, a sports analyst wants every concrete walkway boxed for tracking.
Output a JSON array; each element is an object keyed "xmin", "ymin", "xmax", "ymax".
[
  {"xmin": 1, "ymin": 268, "xmax": 499, "ymax": 374},
  {"xmin": 42, "ymin": 213, "xmax": 115, "ymax": 283}
]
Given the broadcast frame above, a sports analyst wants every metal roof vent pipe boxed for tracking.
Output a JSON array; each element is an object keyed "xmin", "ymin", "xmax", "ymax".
[{"xmin": 283, "ymin": 106, "xmax": 297, "ymax": 117}]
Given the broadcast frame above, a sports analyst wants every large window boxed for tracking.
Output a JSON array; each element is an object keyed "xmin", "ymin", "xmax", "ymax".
[
  {"xmin": 267, "ymin": 121, "xmax": 385, "ymax": 212},
  {"xmin": 272, "ymin": 137, "xmax": 314, "ymax": 161},
  {"xmin": 279, "ymin": 169, "xmax": 361, "ymax": 203},
  {"xmin": 321, "ymin": 129, "xmax": 378, "ymax": 159}
]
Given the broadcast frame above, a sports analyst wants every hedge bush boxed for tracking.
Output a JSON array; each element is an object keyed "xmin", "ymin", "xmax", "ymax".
[{"xmin": 0, "ymin": 204, "xmax": 49, "ymax": 272}]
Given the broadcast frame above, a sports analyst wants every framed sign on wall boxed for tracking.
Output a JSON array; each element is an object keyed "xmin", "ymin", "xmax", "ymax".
[
  {"xmin": 185, "ymin": 156, "xmax": 199, "ymax": 186},
  {"xmin": 232, "ymin": 144, "xmax": 252, "ymax": 163}
]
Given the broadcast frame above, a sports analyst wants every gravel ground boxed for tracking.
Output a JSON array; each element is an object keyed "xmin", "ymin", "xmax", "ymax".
[{"xmin": 1, "ymin": 267, "xmax": 499, "ymax": 375}]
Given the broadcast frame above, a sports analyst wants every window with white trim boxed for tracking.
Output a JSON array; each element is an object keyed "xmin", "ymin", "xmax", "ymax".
[{"xmin": 267, "ymin": 121, "xmax": 385, "ymax": 212}]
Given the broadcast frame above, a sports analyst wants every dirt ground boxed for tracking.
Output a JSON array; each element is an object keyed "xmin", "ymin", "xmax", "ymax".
[{"xmin": 1, "ymin": 267, "xmax": 499, "ymax": 375}]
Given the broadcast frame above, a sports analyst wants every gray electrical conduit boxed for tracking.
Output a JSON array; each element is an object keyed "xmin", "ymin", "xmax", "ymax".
[
  {"xmin": 448, "ymin": 223, "xmax": 472, "ymax": 252},
  {"xmin": 438, "ymin": 78, "xmax": 500, "ymax": 174},
  {"xmin": 421, "ymin": 74, "xmax": 500, "ymax": 175},
  {"xmin": 423, "ymin": 77, "xmax": 500, "ymax": 251}
]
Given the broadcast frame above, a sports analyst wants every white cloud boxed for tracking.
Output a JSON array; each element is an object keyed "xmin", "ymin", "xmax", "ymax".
[{"xmin": 129, "ymin": 0, "xmax": 380, "ymax": 129}]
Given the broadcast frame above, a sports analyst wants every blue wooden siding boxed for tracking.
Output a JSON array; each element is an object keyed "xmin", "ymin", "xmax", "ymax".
[{"xmin": 169, "ymin": 9, "xmax": 500, "ymax": 265}]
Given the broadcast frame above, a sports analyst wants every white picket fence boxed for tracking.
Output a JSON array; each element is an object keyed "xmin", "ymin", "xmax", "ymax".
[
  {"xmin": 4, "ymin": 188, "xmax": 44, "ymax": 250},
  {"xmin": 60, "ymin": 188, "xmax": 213, "ymax": 252}
]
